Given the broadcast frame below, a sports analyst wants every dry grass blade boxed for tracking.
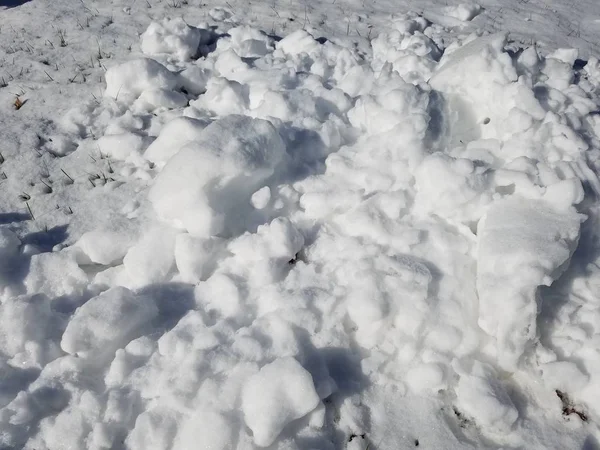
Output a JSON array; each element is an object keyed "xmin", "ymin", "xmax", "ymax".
[{"xmin": 13, "ymin": 96, "xmax": 24, "ymax": 110}]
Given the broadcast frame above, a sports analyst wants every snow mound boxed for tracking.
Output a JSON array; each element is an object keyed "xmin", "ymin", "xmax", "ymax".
[{"xmin": 4, "ymin": 6, "xmax": 600, "ymax": 450}]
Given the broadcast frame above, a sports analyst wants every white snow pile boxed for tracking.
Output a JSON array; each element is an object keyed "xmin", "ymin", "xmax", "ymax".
[{"xmin": 3, "ymin": 11, "xmax": 600, "ymax": 450}]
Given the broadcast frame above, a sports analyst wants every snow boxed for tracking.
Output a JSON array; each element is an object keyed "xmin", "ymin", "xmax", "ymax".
[
  {"xmin": 73, "ymin": 230, "xmax": 131, "ymax": 266},
  {"xmin": 140, "ymin": 18, "xmax": 207, "ymax": 62},
  {"xmin": 242, "ymin": 357, "xmax": 321, "ymax": 447},
  {"xmin": 61, "ymin": 287, "xmax": 158, "ymax": 358},
  {"xmin": 149, "ymin": 115, "xmax": 286, "ymax": 237},
  {"xmin": 477, "ymin": 197, "xmax": 583, "ymax": 370},
  {"xmin": 104, "ymin": 58, "xmax": 179, "ymax": 101},
  {"xmin": 2, "ymin": 0, "xmax": 600, "ymax": 449}
]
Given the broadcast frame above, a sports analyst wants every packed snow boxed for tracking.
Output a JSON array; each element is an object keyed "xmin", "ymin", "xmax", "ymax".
[{"xmin": 2, "ymin": 0, "xmax": 600, "ymax": 449}]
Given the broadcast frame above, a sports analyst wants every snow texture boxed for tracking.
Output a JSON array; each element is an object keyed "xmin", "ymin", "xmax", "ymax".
[{"xmin": 2, "ymin": 1, "xmax": 600, "ymax": 449}]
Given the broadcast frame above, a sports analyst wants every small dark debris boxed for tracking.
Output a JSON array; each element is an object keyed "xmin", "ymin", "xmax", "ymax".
[
  {"xmin": 347, "ymin": 433, "xmax": 366, "ymax": 443},
  {"xmin": 482, "ymin": 117, "xmax": 491, "ymax": 125},
  {"xmin": 288, "ymin": 17, "xmax": 295, "ymax": 22},
  {"xmin": 556, "ymin": 390, "xmax": 588, "ymax": 422},
  {"xmin": 453, "ymin": 406, "xmax": 471, "ymax": 428},
  {"xmin": 288, "ymin": 252, "xmax": 299, "ymax": 265},
  {"xmin": 415, "ymin": 439, "xmax": 420, "ymax": 446}
]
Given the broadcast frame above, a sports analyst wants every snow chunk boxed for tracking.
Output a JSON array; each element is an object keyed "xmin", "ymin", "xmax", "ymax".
[
  {"xmin": 227, "ymin": 26, "xmax": 272, "ymax": 57},
  {"xmin": 429, "ymin": 33, "xmax": 544, "ymax": 144},
  {"xmin": 477, "ymin": 197, "xmax": 582, "ymax": 370},
  {"xmin": 242, "ymin": 357, "xmax": 320, "ymax": 446},
  {"xmin": 443, "ymin": 3, "xmax": 482, "ymax": 22},
  {"xmin": 105, "ymin": 58, "xmax": 178, "ymax": 101},
  {"xmin": 178, "ymin": 66, "xmax": 211, "ymax": 95},
  {"xmin": 61, "ymin": 287, "xmax": 158, "ymax": 358},
  {"xmin": 174, "ymin": 234, "xmax": 221, "ymax": 283},
  {"xmin": 134, "ymin": 88, "xmax": 188, "ymax": 112},
  {"xmin": 228, "ymin": 217, "xmax": 304, "ymax": 284},
  {"xmin": 414, "ymin": 153, "xmax": 491, "ymax": 223},
  {"xmin": 194, "ymin": 273, "xmax": 242, "ymax": 319},
  {"xmin": 348, "ymin": 73, "xmax": 429, "ymax": 135},
  {"xmin": 74, "ymin": 230, "xmax": 132, "ymax": 265},
  {"xmin": 144, "ymin": 116, "xmax": 208, "ymax": 165},
  {"xmin": 149, "ymin": 115, "xmax": 286, "ymax": 236},
  {"xmin": 251, "ymin": 186, "xmax": 271, "ymax": 209},
  {"xmin": 276, "ymin": 30, "xmax": 321, "ymax": 56},
  {"xmin": 121, "ymin": 227, "xmax": 177, "ymax": 288},
  {"xmin": 191, "ymin": 77, "xmax": 249, "ymax": 116},
  {"xmin": 25, "ymin": 251, "xmax": 88, "ymax": 298},
  {"xmin": 547, "ymin": 48, "xmax": 579, "ymax": 66},
  {"xmin": 0, "ymin": 294, "xmax": 58, "ymax": 367},
  {"xmin": 405, "ymin": 363, "xmax": 447, "ymax": 393},
  {"xmin": 454, "ymin": 360, "xmax": 518, "ymax": 433},
  {"xmin": 141, "ymin": 18, "xmax": 208, "ymax": 61},
  {"xmin": 97, "ymin": 132, "xmax": 146, "ymax": 162}
]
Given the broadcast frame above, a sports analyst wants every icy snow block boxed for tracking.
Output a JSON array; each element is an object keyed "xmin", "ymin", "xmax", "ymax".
[
  {"xmin": 242, "ymin": 357, "xmax": 320, "ymax": 447},
  {"xmin": 141, "ymin": 18, "xmax": 209, "ymax": 61},
  {"xmin": 428, "ymin": 33, "xmax": 535, "ymax": 143},
  {"xmin": 144, "ymin": 116, "xmax": 209, "ymax": 165},
  {"xmin": 149, "ymin": 115, "xmax": 286, "ymax": 237},
  {"xmin": 430, "ymin": 33, "xmax": 512, "ymax": 87},
  {"xmin": 61, "ymin": 286, "xmax": 158, "ymax": 358},
  {"xmin": 476, "ymin": 197, "xmax": 582, "ymax": 370},
  {"xmin": 105, "ymin": 58, "xmax": 178, "ymax": 100}
]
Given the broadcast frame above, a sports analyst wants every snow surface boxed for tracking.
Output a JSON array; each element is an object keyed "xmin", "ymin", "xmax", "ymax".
[{"xmin": 2, "ymin": 0, "xmax": 600, "ymax": 449}]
